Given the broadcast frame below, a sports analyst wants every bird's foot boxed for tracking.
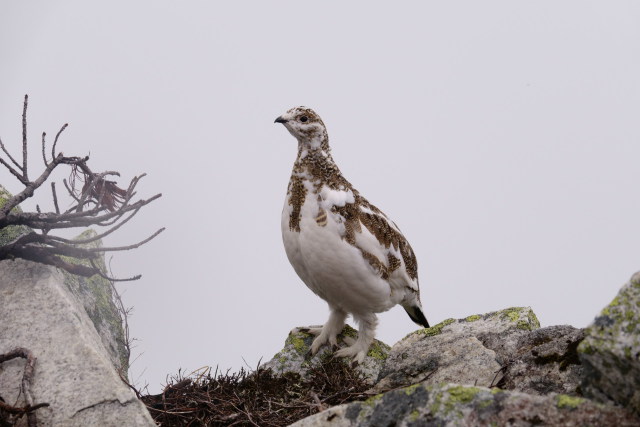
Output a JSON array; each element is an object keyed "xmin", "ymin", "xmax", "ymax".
[
  {"xmin": 341, "ymin": 335, "xmax": 356, "ymax": 346},
  {"xmin": 334, "ymin": 341, "xmax": 369, "ymax": 365},
  {"xmin": 310, "ymin": 330, "xmax": 339, "ymax": 355}
]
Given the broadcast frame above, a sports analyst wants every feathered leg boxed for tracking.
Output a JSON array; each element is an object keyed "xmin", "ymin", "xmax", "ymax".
[
  {"xmin": 310, "ymin": 307, "xmax": 347, "ymax": 355},
  {"xmin": 334, "ymin": 312, "xmax": 377, "ymax": 364}
]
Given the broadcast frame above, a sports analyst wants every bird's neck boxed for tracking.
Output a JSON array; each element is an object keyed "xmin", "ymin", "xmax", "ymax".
[
  {"xmin": 292, "ymin": 137, "xmax": 351, "ymax": 190},
  {"xmin": 294, "ymin": 130, "xmax": 333, "ymax": 163}
]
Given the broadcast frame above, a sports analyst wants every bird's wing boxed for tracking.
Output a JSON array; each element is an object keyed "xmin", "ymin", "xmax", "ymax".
[{"xmin": 324, "ymin": 189, "xmax": 420, "ymax": 292}]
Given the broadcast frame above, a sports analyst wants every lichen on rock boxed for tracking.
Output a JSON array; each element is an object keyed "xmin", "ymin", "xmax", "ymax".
[
  {"xmin": 263, "ymin": 325, "xmax": 390, "ymax": 384},
  {"xmin": 291, "ymin": 383, "xmax": 638, "ymax": 427},
  {"xmin": 1, "ymin": 184, "xmax": 129, "ymax": 375},
  {"xmin": 0, "ymin": 258, "xmax": 154, "ymax": 426},
  {"xmin": 61, "ymin": 229, "xmax": 129, "ymax": 375},
  {"xmin": 374, "ymin": 307, "xmax": 540, "ymax": 392},
  {"xmin": 578, "ymin": 271, "xmax": 640, "ymax": 414},
  {"xmin": 485, "ymin": 324, "xmax": 585, "ymax": 396},
  {"xmin": 0, "ymin": 184, "xmax": 31, "ymax": 247}
]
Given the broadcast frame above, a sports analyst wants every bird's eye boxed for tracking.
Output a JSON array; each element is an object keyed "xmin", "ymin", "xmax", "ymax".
[{"xmin": 299, "ymin": 116, "xmax": 308, "ymax": 123}]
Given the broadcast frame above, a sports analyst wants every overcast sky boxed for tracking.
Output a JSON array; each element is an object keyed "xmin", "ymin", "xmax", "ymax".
[{"xmin": 1, "ymin": 2, "xmax": 639, "ymax": 393}]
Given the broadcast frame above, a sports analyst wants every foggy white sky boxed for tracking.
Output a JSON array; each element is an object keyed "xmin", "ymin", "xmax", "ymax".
[{"xmin": 1, "ymin": 2, "xmax": 639, "ymax": 393}]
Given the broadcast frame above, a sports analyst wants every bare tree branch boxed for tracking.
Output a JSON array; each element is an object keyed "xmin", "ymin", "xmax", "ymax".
[
  {"xmin": 0, "ymin": 155, "xmax": 26, "ymax": 184},
  {"xmin": 41, "ymin": 131, "xmax": 48, "ymax": 166},
  {"xmin": 62, "ymin": 177, "xmax": 81, "ymax": 205},
  {"xmin": 0, "ymin": 136, "xmax": 22, "ymax": 170},
  {"xmin": 0, "ymin": 95, "xmax": 163, "ymax": 279},
  {"xmin": 0, "ymin": 347, "xmax": 48, "ymax": 427},
  {"xmin": 89, "ymin": 227, "xmax": 165, "ymax": 253},
  {"xmin": 22, "ymin": 94, "xmax": 28, "ymax": 182},
  {"xmin": 90, "ymin": 259, "xmax": 142, "ymax": 282},
  {"xmin": 51, "ymin": 123, "xmax": 68, "ymax": 160},
  {"xmin": 51, "ymin": 182, "xmax": 60, "ymax": 214}
]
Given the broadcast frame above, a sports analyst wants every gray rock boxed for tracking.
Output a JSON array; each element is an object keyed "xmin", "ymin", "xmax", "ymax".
[
  {"xmin": 1, "ymin": 185, "xmax": 129, "ymax": 374},
  {"xmin": 263, "ymin": 325, "xmax": 390, "ymax": 384},
  {"xmin": 483, "ymin": 325, "xmax": 585, "ymax": 396},
  {"xmin": 0, "ymin": 259, "xmax": 154, "ymax": 426},
  {"xmin": 291, "ymin": 383, "xmax": 639, "ymax": 427},
  {"xmin": 374, "ymin": 307, "xmax": 540, "ymax": 392},
  {"xmin": 578, "ymin": 271, "xmax": 640, "ymax": 414},
  {"xmin": 62, "ymin": 229, "xmax": 129, "ymax": 375}
]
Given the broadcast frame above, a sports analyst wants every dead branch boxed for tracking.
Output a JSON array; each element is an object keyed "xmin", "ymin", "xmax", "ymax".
[
  {"xmin": 0, "ymin": 95, "xmax": 163, "ymax": 279},
  {"xmin": 0, "ymin": 347, "xmax": 48, "ymax": 427},
  {"xmin": 22, "ymin": 95, "xmax": 28, "ymax": 181}
]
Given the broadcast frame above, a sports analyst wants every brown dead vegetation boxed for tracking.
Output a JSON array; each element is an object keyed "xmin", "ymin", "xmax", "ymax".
[{"xmin": 141, "ymin": 359, "xmax": 372, "ymax": 426}]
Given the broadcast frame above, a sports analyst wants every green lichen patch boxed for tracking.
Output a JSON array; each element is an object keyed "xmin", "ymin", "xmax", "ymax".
[
  {"xmin": 556, "ymin": 394, "xmax": 585, "ymax": 409},
  {"xmin": 285, "ymin": 333, "xmax": 310, "ymax": 356},
  {"xmin": 517, "ymin": 320, "xmax": 531, "ymax": 330},
  {"xmin": 267, "ymin": 325, "xmax": 389, "ymax": 385},
  {"xmin": 340, "ymin": 324, "xmax": 358, "ymax": 339},
  {"xmin": 418, "ymin": 318, "xmax": 456, "ymax": 337},
  {"xmin": 447, "ymin": 385, "xmax": 480, "ymax": 404},
  {"xmin": 578, "ymin": 273, "xmax": 640, "ymax": 414},
  {"xmin": 367, "ymin": 340, "xmax": 390, "ymax": 360},
  {"xmin": 428, "ymin": 387, "xmax": 445, "ymax": 414},
  {"xmin": 362, "ymin": 393, "xmax": 384, "ymax": 407},
  {"xmin": 464, "ymin": 314, "xmax": 481, "ymax": 322},
  {"xmin": 500, "ymin": 307, "xmax": 521, "ymax": 323},
  {"xmin": 490, "ymin": 307, "xmax": 540, "ymax": 331},
  {"xmin": 443, "ymin": 385, "xmax": 481, "ymax": 415},
  {"xmin": 583, "ymin": 274, "xmax": 640, "ymax": 346},
  {"xmin": 402, "ymin": 383, "xmax": 422, "ymax": 396},
  {"xmin": 477, "ymin": 397, "xmax": 494, "ymax": 409},
  {"xmin": 0, "ymin": 185, "xmax": 12, "ymax": 208},
  {"xmin": 527, "ymin": 309, "xmax": 541, "ymax": 329},
  {"xmin": 0, "ymin": 185, "xmax": 32, "ymax": 247},
  {"xmin": 60, "ymin": 229, "xmax": 129, "ymax": 374}
]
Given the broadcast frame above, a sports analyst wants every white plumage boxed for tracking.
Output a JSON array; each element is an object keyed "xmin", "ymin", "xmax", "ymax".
[{"xmin": 275, "ymin": 107, "xmax": 430, "ymax": 363}]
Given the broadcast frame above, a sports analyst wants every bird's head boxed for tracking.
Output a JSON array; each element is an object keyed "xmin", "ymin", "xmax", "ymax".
[{"xmin": 274, "ymin": 106, "xmax": 327, "ymax": 148}]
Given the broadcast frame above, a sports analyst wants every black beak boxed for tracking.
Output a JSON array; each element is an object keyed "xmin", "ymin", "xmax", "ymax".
[{"xmin": 274, "ymin": 116, "xmax": 288, "ymax": 124}]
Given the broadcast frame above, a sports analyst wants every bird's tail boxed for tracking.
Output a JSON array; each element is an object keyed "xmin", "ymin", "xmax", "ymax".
[{"xmin": 403, "ymin": 303, "xmax": 430, "ymax": 328}]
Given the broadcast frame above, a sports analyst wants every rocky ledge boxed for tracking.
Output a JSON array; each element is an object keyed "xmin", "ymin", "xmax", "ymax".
[{"xmin": 264, "ymin": 274, "xmax": 640, "ymax": 426}]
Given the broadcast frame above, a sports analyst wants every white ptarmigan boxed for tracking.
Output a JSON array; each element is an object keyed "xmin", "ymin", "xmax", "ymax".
[{"xmin": 275, "ymin": 106, "xmax": 430, "ymax": 364}]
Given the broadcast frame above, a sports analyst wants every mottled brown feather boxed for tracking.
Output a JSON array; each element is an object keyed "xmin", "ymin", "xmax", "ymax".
[{"xmin": 285, "ymin": 115, "xmax": 419, "ymax": 282}]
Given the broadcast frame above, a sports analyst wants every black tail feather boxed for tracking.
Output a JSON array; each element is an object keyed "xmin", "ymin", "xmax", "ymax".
[{"xmin": 404, "ymin": 304, "xmax": 430, "ymax": 328}]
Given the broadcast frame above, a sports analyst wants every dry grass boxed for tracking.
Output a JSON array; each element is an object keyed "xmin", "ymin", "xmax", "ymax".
[{"xmin": 141, "ymin": 358, "xmax": 372, "ymax": 426}]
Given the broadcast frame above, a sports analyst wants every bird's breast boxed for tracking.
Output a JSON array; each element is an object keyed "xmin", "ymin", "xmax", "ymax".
[{"xmin": 281, "ymin": 180, "xmax": 402, "ymax": 312}]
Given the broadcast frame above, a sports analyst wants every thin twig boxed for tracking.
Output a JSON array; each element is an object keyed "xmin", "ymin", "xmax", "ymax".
[
  {"xmin": 51, "ymin": 123, "xmax": 68, "ymax": 159},
  {"xmin": 88, "ymin": 227, "xmax": 165, "ymax": 252},
  {"xmin": 51, "ymin": 182, "xmax": 60, "ymax": 214},
  {"xmin": 90, "ymin": 259, "xmax": 142, "ymax": 281},
  {"xmin": 41, "ymin": 131, "xmax": 48, "ymax": 166},
  {"xmin": 63, "ymin": 178, "xmax": 81, "ymax": 204},
  {"xmin": 0, "ymin": 156, "xmax": 26, "ymax": 184},
  {"xmin": 0, "ymin": 135, "xmax": 22, "ymax": 170},
  {"xmin": 22, "ymin": 94, "xmax": 28, "ymax": 181},
  {"xmin": 0, "ymin": 347, "xmax": 43, "ymax": 427},
  {"xmin": 46, "ymin": 207, "xmax": 141, "ymax": 245},
  {"xmin": 0, "ymin": 400, "xmax": 50, "ymax": 415}
]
